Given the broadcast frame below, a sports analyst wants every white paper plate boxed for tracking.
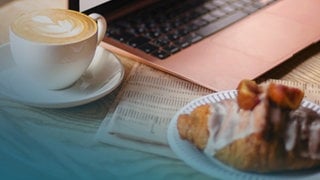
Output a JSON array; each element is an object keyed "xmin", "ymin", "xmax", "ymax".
[
  {"xmin": 167, "ymin": 90, "xmax": 320, "ymax": 180},
  {"xmin": 0, "ymin": 43, "xmax": 124, "ymax": 108}
]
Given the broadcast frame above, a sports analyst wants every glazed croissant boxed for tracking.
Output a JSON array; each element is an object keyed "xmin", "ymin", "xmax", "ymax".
[{"xmin": 177, "ymin": 80, "xmax": 320, "ymax": 172}]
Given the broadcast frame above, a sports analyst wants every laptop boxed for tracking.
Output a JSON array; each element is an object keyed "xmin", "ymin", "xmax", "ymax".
[{"xmin": 69, "ymin": 0, "xmax": 320, "ymax": 91}]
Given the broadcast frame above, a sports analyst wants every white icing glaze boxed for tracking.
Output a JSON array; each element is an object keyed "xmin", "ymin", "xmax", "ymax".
[
  {"xmin": 204, "ymin": 99, "xmax": 267, "ymax": 156},
  {"xmin": 285, "ymin": 120, "xmax": 298, "ymax": 151},
  {"xmin": 204, "ymin": 103, "xmax": 225, "ymax": 156}
]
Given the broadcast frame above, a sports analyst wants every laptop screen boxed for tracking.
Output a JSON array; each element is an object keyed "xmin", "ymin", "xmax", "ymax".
[
  {"xmin": 69, "ymin": 0, "xmax": 158, "ymax": 20},
  {"xmin": 79, "ymin": 0, "xmax": 111, "ymax": 12}
]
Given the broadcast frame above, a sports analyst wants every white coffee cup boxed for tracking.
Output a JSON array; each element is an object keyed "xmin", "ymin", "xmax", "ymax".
[{"xmin": 9, "ymin": 9, "xmax": 107, "ymax": 90}]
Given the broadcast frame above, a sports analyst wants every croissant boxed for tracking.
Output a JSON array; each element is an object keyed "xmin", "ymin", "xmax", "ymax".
[{"xmin": 177, "ymin": 80, "xmax": 320, "ymax": 172}]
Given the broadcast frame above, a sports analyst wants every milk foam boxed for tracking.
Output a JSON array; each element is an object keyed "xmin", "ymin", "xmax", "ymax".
[
  {"xmin": 32, "ymin": 15, "xmax": 83, "ymax": 38},
  {"xmin": 11, "ymin": 9, "xmax": 96, "ymax": 44}
]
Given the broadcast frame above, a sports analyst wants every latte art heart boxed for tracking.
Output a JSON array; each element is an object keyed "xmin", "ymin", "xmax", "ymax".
[
  {"xmin": 32, "ymin": 16, "xmax": 83, "ymax": 38},
  {"xmin": 11, "ymin": 9, "xmax": 96, "ymax": 44}
]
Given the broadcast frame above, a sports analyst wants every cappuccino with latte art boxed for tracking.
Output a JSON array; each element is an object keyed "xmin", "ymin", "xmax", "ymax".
[
  {"xmin": 9, "ymin": 9, "xmax": 107, "ymax": 90},
  {"xmin": 11, "ymin": 9, "xmax": 97, "ymax": 44}
]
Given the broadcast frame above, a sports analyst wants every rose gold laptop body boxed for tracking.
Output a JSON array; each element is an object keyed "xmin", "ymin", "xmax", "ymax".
[{"xmin": 91, "ymin": 0, "xmax": 320, "ymax": 91}]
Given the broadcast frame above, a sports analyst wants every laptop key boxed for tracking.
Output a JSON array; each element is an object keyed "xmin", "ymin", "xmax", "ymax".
[
  {"xmin": 211, "ymin": 9, "xmax": 226, "ymax": 18},
  {"xmin": 127, "ymin": 36, "xmax": 151, "ymax": 47},
  {"xmin": 197, "ymin": 11, "xmax": 248, "ymax": 37},
  {"xmin": 163, "ymin": 44, "xmax": 180, "ymax": 54},
  {"xmin": 185, "ymin": 32, "xmax": 203, "ymax": 44},
  {"xmin": 168, "ymin": 31, "xmax": 180, "ymax": 41},
  {"xmin": 241, "ymin": 0, "xmax": 254, "ymax": 4},
  {"xmin": 201, "ymin": 13, "xmax": 218, "ymax": 23},
  {"xmin": 212, "ymin": 0, "xmax": 226, "ymax": 7},
  {"xmin": 174, "ymin": 37, "xmax": 191, "ymax": 48},
  {"xmin": 243, "ymin": 5, "xmax": 259, "ymax": 14},
  {"xmin": 108, "ymin": 31, "xmax": 135, "ymax": 42},
  {"xmin": 191, "ymin": 18, "xmax": 208, "ymax": 29},
  {"xmin": 152, "ymin": 49, "xmax": 170, "ymax": 59},
  {"xmin": 231, "ymin": 1, "xmax": 246, "ymax": 9},
  {"xmin": 204, "ymin": 2, "xmax": 218, "ymax": 11},
  {"xmin": 153, "ymin": 36, "xmax": 170, "ymax": 47},
  {"xmin": 138, "ymin": 43, "xmax": 159, "ymax": 54},
  {"xmin": 222, "ymin": 5, "xmax": 236, "ymax": 14}
]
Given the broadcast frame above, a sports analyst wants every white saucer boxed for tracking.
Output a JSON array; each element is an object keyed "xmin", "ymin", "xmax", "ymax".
[{"xmin": 0, "ymin": 43, "xmax": 125, "ymax": 108}]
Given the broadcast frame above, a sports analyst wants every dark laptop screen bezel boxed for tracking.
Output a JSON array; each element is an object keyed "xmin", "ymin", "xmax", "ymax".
[{"xmin": 68, "ymin": 0, "xmax": 142, "ymax": 19}]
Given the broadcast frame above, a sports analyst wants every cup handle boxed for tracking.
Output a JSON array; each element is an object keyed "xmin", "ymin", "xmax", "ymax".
[{"xmin": 89, "ymin": 13, "xmax": 107, "ymax": 45}]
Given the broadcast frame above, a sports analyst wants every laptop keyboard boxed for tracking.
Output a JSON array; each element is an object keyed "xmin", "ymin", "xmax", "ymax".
[{"xmin": 107, "ymin": 0, "xmax": 277, "ymax": 59}]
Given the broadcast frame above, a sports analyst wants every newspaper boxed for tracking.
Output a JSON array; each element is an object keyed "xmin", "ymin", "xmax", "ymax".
[
  {"xmin": 96, "ymin": 63, "xmax": 212, "ymax": 158},
  {"xmin": 96, "ymin": 63, "xmax": 320, "ymax": 158}
]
